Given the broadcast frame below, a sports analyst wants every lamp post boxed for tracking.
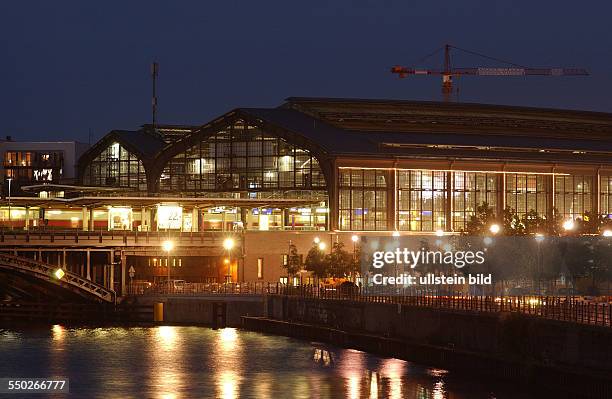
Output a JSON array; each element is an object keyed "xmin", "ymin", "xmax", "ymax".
[
  {"xmin": 223, "ymin": 237, "xmax": 235, "ymax": 284},
  {"xmin": 7, "ymin": 177, "xmax": 12, "ymax": 229},
  {"xmin": 162, "ymin": 240, "xmax": 174, "ymax": 293},
  {"xmin": 128, "ymin": 266, "xmax": 135, "ymax": 294}
]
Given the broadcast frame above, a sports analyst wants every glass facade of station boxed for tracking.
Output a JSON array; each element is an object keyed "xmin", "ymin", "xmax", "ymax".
[
  {"xmin": 82, "ymin": 142, "xmax": 147, "ymax": 190},
  {"xmin": 452, "ymin": 172, "xmax": 498, "ymax": 231},
  {"xmin": 159, "ymin": 120, "xmax": 326, "ymax": 196},
  {"xmin": 554, "ymin": 175, "xmax": 593, "ymax": 220},
  {"xmin": 505, "ymin": 173, "xmax": 549, "ymax": 219},
  {"xmin": 397, "ymin": 170, "xmax": 446, "ymax": 232},
  {"xmin": 338, "ymin": 169, "xmax": 388, "ymax": 230},
  {"xmin": 337, "ymin": 168, "xmax": 605, "ymax": 232}
]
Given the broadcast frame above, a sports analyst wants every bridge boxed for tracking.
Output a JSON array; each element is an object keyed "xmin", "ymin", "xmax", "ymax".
[{"xmin": 0, "ymin": 253, "xmax": 116, "ymax": 303}]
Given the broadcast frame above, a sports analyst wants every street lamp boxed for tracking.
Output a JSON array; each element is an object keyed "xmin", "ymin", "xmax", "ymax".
[
  {"xmin": 313, "ymin": 236, "xmax": 321, "ymax": 244},
  {"xmin": 223, "ymin": 237, "xmax": 235, "ymax": 283},
  {"xmin": 489, "ymin": 224, "xmax": 500, "ymax": 235},
  {"xmin": 435, "ymin": 229, "xmax": 444, "ymax": 237},
  {"xmin": 162, "ymin": 240, "xmax": 174, "ymax": 293},
  {"xmin": 392, "ymin": 231, "xmax": 400, "ymax": 237},
  {"xmin": 603, "ymin": 229, "xmax": 612, "ymax": 237},
  {"xmin": 318, "ymin": 242, "xmax": 326, "ymax": 251},
  {"xmin": 562, "ymin": 219, "xmax": 575, "ymax": 232}
]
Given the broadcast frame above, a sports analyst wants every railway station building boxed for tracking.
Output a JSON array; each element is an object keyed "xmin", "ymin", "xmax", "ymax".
[{"xmin": 2, "ymin": 97, "xmax": 612, "ymax": 290}]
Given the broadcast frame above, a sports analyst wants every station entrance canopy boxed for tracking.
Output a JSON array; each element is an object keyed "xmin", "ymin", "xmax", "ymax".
[{"xmin": 5, "ymin": 195, "xmax": 322, "ymax": 209}]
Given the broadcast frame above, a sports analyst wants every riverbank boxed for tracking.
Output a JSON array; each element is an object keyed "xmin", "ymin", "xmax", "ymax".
[{"xmin": 241, "ymin": 295, "xmax": 612, "ymax": 399}]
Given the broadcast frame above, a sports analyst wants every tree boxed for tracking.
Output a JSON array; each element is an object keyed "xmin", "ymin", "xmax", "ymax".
[
  {"xmin": 522, "ymin": 209, "xmax": 546, "ymax": 235},
  {"xmin": 464, "ymin": 202, "xmax": 497, "ymax": 235},
  {"xmin": 304, "ymin": 245, "xmax": 328, "ymax": 279},
  {"xmin": 325, "ymin": 241, "xmax": 353, "ymax": 278},
  {"xmin": 282, "ymin": 242, "xmax": 303, "ymax": 278},
  {"xmin": 502, "ymin": 208, "xmax": 525, "ymax": 236}
]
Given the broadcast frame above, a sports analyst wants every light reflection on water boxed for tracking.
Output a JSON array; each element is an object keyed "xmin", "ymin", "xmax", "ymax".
[{"xmin": 0, "ymin": 325, "xmax": 538, "ymax": 399}]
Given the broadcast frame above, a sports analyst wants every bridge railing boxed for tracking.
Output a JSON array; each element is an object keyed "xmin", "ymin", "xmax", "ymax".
[
  {"xmin": 134, "ymin": 282, "xmax": 276, "ymax": 296},
  {"xmin": 275, "ymin": 284, "xmax": 612, "ymax": 328},
  {"xmin": 0, "ymin": 229, "xmax": 229, "ymax": 246},
  {"xmin": 0, "ymin": 253, "xmax": 116, "ymax": 303}
]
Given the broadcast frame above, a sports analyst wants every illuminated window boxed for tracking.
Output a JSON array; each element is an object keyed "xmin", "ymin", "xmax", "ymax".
[
  {"xmin": 159, "ymin": 120, "xmax": 327, "ymax": 201},
  {"xmin": 339, "ymin": 169, "xmax": 388, "ymax": 231},
  {"xmin": 83, "ymin": 142, "xmax": 147, "ymax": 190},
  {"xmin": 257, "ymin": 258, "xmax": 263, "ymax": 279},
  {"xmin": 600, "ymin": 176, "xmax": 612, "ymax": 217},
  {"xmin": 555, "ymin": 175, "xmax": 592, "ymax": 219},
  {"xmin": 505, "ymin": 174, "xmax": 549, "ymax": 219},
  {"xmin": 398, "ymin": 170, "xmax": 447, "ymax": 231},
  {"xmin": 452, "ymin": 172, "xmax": 498, "ymax": 230}
]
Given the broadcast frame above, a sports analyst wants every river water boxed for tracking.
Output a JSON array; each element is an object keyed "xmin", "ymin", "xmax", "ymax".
[{"xmin": 0, "ymin": 325, "xmax": 542, "ymax": 398}]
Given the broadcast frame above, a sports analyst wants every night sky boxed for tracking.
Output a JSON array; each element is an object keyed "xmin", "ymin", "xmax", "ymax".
[{"xmin": 1, "ymin": 1, "xmax": 610, "ymax": 143}]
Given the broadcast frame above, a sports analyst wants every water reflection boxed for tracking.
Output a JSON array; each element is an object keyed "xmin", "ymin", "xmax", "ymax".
[
  {"xmin": 149, "ymin": 326, "xmax": 184, "ymax": 399},
  {"xmin": 0, "ymin": 325, "xmax": 537, "ymax": 399},
  {"xmin": 214, "ymin": 328, "xmax": 243, "ymax": 399}
]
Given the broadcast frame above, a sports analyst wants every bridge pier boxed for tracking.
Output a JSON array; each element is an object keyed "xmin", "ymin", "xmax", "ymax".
[
  {"xmin": 86, "ymin": 249, "xmax": 91, "ymax": 280},
  {"xmin": 109, "ymin": 252, "xmax": 114, "ymax": 292},
  {"xmin": 120, "ymin": 252, "xmax": 126, "ymax": 296}
]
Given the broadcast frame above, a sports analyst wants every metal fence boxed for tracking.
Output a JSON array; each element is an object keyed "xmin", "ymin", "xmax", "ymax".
[
  {"xmin": 134, "ymin": 282, "xmax": 276, "ymax": 296},
  {"xmin": 277, "ymin": 285, "xmax": 612, "ymax": 328},
  {"xmin": 127, "ymin": 281, "xmax": 611, "ymax": 327}
]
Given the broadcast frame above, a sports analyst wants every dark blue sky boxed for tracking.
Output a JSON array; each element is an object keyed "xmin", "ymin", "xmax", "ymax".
[{"xmin": 1, "ymin": 1, "xmax": 610, "ymax": 143}]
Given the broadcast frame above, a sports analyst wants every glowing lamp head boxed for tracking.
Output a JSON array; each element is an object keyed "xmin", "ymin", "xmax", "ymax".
[
  {"xmin": 562, "ymin": 219, "xmax": 575, "ymax": 231},
  {"xmin": 313, "ymin": 237, "xmax": 321, "ymax": 244},
  {"xmin": 603, "ymin": 229, "xmax": 612, "ymax": 237},
  {"xmin": 435, "ymin": 229, "xmax": 444, "ymax": 237},
  {"xmin": 489, "ymin": 224, "xmax": 500, "ymax": 235},
  {"xmin": 392, "ymin": 231, "xmax": 400, "ymax": 237},
  {"xmin": 162, "ymin": 240, "xmax": 174, "ymax": 252},
  {"xmin": 351, "ymin": 235, "xmax": 359, "ymax": 243},
  {"xmin": 54, "ymin": 268, "xmax": 65, "ymax": 280},
  {"xmin": 318, "ymin": 242, "xmax": 326, "ymax": 251},
  {"xmin": 223, "ymin": 258, "xmax": 230, "ymax": 264},
  {"xmin": 223, "ymin": 237, "xmax": 235, "ymax": 250}
]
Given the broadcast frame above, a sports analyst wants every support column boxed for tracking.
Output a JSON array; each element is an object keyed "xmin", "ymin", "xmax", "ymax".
[
  {"xmin": 595, "ymin": 169, "xmax": 601, "ymax": 216},
  {"xmin": 446, "ymin": 171, "xmax": 453, "ymax": 232},
  {"xmin": 283, "ymin": 208, "xmax": 290, "ymax": 231},
  {"xmin": 82, "ymin": 207, "xmax": 89, "ymax": 231},
  {"xmin": 141, "ymin": 207, "xmax": 147, "ymax": 231},
  {"xmin": 498, "ymin": 173, "xmax": 506, "ymax": 217},
  {"xmin": 89, "ymin": 207, "xmax": 94, "ymax": 231},
  {"xmin": 109, "ymin": 251, "xmax": 115, "ymax": 291},
  {"xmin": 150, "ymin": 208, "xmax": 156, "ymax": 231},
  {"xmin": 25, "ymin": 206, "xmax": 30, "ymax": 231},
  {"xmin": 548, "ymin": 173, "xmax": 555, "ymax": 220},
  {"xmin": 121, "ymin": 251, "xmax": 127, "ymax": 296},
  {"xmin": 86, "ymin": 249, "xmax": 91, "ymax": 280},
  {"xmin": 191, "ymin": 206, "xmax": 200, "ymax": 232}
]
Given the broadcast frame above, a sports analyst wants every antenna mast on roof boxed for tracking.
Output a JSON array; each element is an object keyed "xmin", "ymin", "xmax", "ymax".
[{"xmin": 151, "ymin": 61, "xmax": 159, "ymax": 130}]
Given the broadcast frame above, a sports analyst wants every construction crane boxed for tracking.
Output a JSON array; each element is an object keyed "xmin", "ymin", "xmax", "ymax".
[{"xmin": 391, "ymin": 44, "xmax": 589, "ymax": 102}]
